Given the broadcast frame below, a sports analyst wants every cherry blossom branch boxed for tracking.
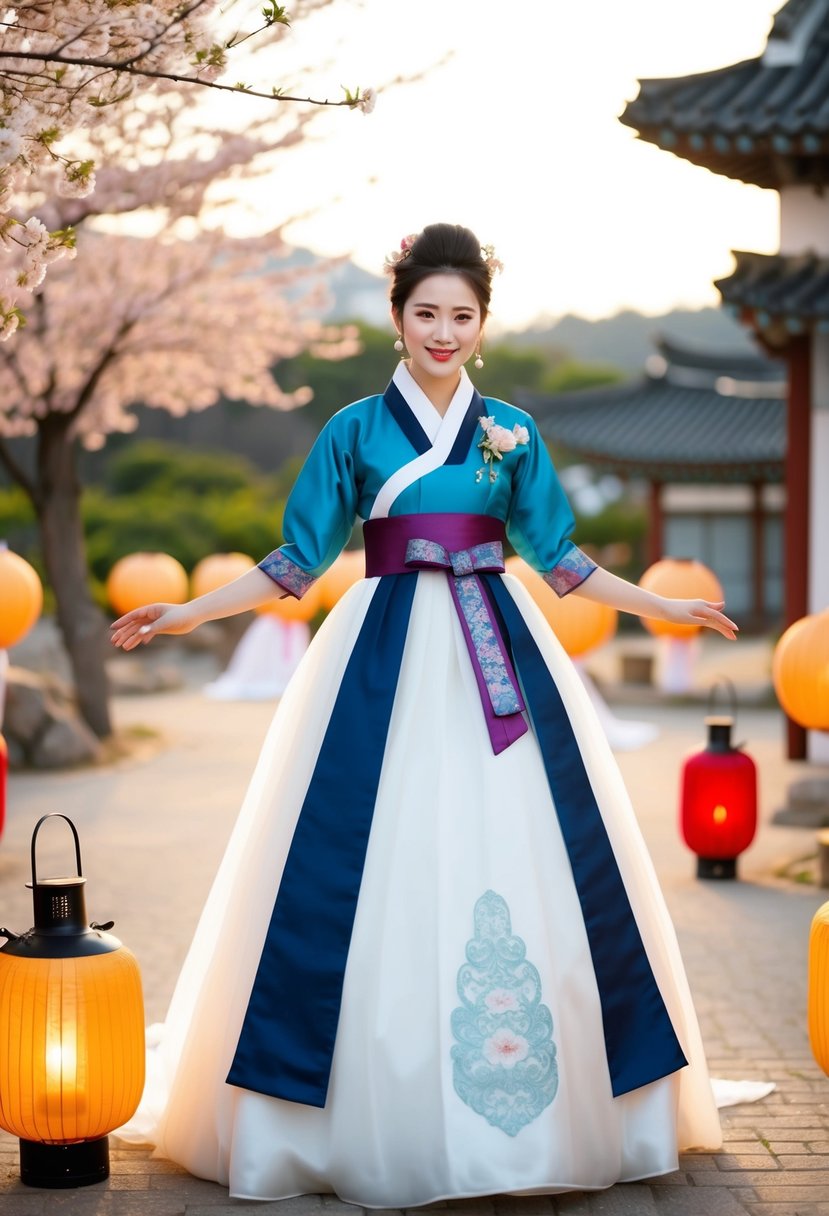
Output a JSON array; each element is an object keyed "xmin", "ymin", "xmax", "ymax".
[
  {"xmin": 0, "ymin": 53, "xmax": 373, "ymax": 108},
  {"xmin": 0, "ymin": 1, "xmax": 374, "ymax": 338}
]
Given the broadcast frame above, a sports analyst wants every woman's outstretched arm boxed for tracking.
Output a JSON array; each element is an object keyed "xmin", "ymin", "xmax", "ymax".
[
  {"xmin": 109, "ymin": 567, "xmax": 284, "ymax": 652},
  {"xmin": 570, "ymin": 566, "xmax": 738, "ymax": 641}
]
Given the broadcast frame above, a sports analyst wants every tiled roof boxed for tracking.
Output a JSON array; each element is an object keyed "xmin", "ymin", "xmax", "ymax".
[
  {"xmin": 715, "ymin": 250, "xmax": 829, "ymax": 333},
  {"xmin": 652, "ymin": 334, "xmax": 783, "ymax": 380},
  {"xmin": 520, "ymin": 341, "xmax": 785, "ymax": 483},
  {"xmin": 620, "ymin": 0, "xmax": 829, "ymax": 188}
]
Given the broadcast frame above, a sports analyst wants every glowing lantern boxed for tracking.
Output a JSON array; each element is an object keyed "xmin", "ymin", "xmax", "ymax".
[
  {"xmin": 0, "ymin": 543, "xmax": 43, "ymax": 649},
  {"xmin": 191, "ymin": 552, "xmax": 255, "ymax": 599},
  {"xmin": 772, "ymin": 611, "xmax": 829, "ymax": 730},
  {"xmin": 0, "ymin": 815, "xmax": 144, "ymax": 1188},
  {"xmin": 107, "ymin": 553, "xmax": 188, "ymax": 616},
  {"xmin": 317, "ymin": 550, "xmax": 365, "ymax": 611},
  {"xmin": 504, "ymin": 556, "xmax": 617, "ymax": 657},
  {"xmin": 638, "ymin": 557, "xmax": 724, "ymax": 639},
  {"xmin": 257, "ymin": 577, "xmax": 321, "ymax": 623},
  {"xmin": 808, "ymin": 901, "xmax": 829, "ymax": 1076},
  {"xmin": 680, "ymin": 709, "xmax": 757, "ymax": 880}
]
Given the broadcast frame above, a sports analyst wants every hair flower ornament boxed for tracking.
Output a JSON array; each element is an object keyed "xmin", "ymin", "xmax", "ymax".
[
  {"xmin": 383, "ymin": 233, "xmax": 420, "ymax": 272},
  {"xmin": 476, "ymin": 418, "xmax": 529, "ymax": 483},
  {"xmin": 481, "ymin": 244, "xmax": 505, "ymax": 276},
  {"xmin": 383, "ymin": 233, "xmax": 504, "ymax": 276}
]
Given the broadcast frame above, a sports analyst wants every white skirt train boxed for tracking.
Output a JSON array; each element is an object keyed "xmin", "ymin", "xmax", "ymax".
[{"xmin": 117, "ymin": 572, "xmax": 722, "ymax": 1207}]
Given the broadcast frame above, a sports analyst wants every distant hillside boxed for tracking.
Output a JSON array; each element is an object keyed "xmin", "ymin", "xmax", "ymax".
[
  {"xmin": 238, "ymin": 245, "xmax": 766, "ymax": 373},
  {"xmin": 503, "ymin": 307, "xmax": 759, "ymax": 373}
]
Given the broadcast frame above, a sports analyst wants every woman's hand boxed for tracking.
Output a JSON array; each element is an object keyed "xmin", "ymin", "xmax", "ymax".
[
  {"xmin": 109, "ymin": 603, "xmax": 199, "ymax": 651},
  {"xmin": 570, "ymin": 568, "xmax": 738, "ymax": 639},
  {"xmin": 658, "ymin": 598, "xmax": 738, "ymax": 641}
]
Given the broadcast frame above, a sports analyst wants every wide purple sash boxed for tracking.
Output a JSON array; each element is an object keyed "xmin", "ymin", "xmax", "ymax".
[{"xmin": 364, "ymin": 514, "xmax": 528, "ymax": 754}]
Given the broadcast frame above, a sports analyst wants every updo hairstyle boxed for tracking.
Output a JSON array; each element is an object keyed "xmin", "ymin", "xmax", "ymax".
[{"xmin": 388, "ymin": 223, "xmax": 493, "ymax": 322}]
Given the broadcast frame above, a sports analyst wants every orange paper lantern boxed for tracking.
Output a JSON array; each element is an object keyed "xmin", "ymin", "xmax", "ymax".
[
  {"xmin": 191, "ymin": 552, "xmax": 255, "ymax": 599},
  {"xmin": 107, "ymin": 553, "xmax": 188, "ymax": 616},
  {"xmin": 0, "ymin": 815, "xmax": 144, "ymax": 1187},
  {"xmin": 772, "ymin": 611, "xmax": 829, "ymax": 730},
  {"xmin": 808, "ymin": 900, "xmax": 829, "ymax": 1076},
  {"xmin": 257, "ymin": 578, "xmax": 322, "ymax": 623},
  {"xmin": 638, "ymin": 558, "xmax": 724, "ymax": 639},
  {"xmin": 0, "ymin": 544, "xmax": 43, "ymax": 649},
  {"xmin": 505, "ymin": 556, "xmax": 617, "ymax": 657},
  {"xmin": 317, "ymin": 550, "xmax": 365, "ymax": 611}
]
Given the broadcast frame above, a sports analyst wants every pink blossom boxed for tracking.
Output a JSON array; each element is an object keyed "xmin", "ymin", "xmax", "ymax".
[
  {"xmin": 512, "ymin": 424, "xmax": 530, "ymax": 445},
  {"xmin": 484, "ymin": 988, "xmax": 520, "ymax": 1013},
  {"xmin": 357, "ymin": 87, "xmax": 377, "ymax": 115},
  {"xmin": 482, "ymin": 1028, "xmax": 530, "ymax": 1070},
  {"xmin": 486, "ymin": 424, "xmax": 517, "ymax": 453}
]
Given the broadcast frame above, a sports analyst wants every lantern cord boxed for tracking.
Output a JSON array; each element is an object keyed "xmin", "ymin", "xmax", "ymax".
[{"xmin": 707, "ymin": 676, "xmax": 738, "ymax": 725}]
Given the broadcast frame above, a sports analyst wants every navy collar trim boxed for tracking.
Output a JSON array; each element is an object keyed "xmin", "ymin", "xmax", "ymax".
[{"xmin": 382, "ymin": 379, "xmax": 483, "ymax": 465}]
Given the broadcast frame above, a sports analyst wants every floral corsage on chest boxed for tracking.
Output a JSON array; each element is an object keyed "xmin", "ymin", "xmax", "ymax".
[{"xmin": 475, "ymin": 416, "xmax": 530, "ymax": 484}]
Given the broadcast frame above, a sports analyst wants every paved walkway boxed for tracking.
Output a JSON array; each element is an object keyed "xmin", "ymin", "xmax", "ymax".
[{"xmin": 1, "ymin": 637, "xmax": 828, "ymax": 1215}]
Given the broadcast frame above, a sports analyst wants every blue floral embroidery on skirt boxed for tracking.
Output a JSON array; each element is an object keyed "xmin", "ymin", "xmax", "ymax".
[{"xmin": 451, "ymin": 890, "xmax": 558, "ymax": 1136}]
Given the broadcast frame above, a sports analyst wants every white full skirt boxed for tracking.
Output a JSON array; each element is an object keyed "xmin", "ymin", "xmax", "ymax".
[{"xmin": 117, "ymin": 573, "xmax": 721, "ymax": 1207}]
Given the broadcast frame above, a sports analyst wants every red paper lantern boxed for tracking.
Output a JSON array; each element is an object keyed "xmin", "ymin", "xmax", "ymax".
[{"xmin": 680, "ymin": 715, "xmax": 757, "ymax": 879}]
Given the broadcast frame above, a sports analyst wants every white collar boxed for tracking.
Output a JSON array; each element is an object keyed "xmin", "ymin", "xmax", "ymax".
[{"xmin": 392, "ymin": 361, "xmax": 474, "ymax": 445}]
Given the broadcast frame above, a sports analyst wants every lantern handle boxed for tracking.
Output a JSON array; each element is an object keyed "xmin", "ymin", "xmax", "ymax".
[
  {"xmin": 30, "ymin": 813, "xmax": 83, "ymax": 888},
  {"xmin": 706, "ymin": 676, "xmax": 738, "ymax": 723}
]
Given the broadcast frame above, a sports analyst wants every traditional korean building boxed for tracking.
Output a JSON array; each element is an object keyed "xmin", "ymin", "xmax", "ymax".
[
  {"xmin": 618, "ymin": 0, "xmax": 829, "ymax": 759},
  {"xmin": 522, "ymin": 337, "xmax": 786, "ymax": 629}
]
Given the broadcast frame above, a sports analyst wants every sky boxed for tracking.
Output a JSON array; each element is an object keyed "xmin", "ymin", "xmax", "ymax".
[{"xmin": 201, "ymin": 0, "xmax": 786, "ymax": 331}]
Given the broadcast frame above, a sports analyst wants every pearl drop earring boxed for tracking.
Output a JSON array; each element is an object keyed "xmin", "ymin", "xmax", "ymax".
[
  {"xmin": 474, "ymin": 349, "xmax": 484, "ymax": 370},
  {"xmin": 393, "ymin": 334, "xmax": 405, "ymax": 353}
]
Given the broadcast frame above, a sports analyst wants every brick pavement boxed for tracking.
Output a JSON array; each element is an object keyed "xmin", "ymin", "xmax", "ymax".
[{"xmin": 1, "ymin": 641, "xmax": 828, "ymax": 1215}]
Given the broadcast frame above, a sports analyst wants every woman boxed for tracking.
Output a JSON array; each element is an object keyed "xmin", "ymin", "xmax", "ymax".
[{"xmin": 111, "ymin": 223, "xmax": 730, "ymax": 1207}]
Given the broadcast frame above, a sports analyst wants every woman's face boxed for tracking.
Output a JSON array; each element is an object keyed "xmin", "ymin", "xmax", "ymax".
[{"xmin": 394, "ymin": 273, "xmax": 483, "ymax": 392}]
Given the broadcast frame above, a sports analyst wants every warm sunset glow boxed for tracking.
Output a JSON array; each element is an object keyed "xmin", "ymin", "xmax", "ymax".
[{"xmin": 100, "ymin": 1, "xmax": 785, "ymax": 330}]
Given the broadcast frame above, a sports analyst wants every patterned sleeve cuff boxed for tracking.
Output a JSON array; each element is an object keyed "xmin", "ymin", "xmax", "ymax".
[
  {"xmin": 542, "ymin": 546, "xmax": 598, "ymax": 598},
  {"xmin": 258, "ymin": 549, "xmax": 317, "ymax": 600}
]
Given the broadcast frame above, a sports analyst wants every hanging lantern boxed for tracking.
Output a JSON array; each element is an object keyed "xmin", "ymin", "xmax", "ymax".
[
  {"xmin": 191, "ymin": 552, "xmax": 255, "ymax": 599},
  {"xmin": 679, "ymin": 682, "xmax": 757, "ymax": 880},
  {"xmin": 772, "ymin": 610, "xmax": 829, "ymax": 731},
  {"xmin": 0, "ymin": 543, "xmax": 43, "ymax": 649},
  {"xmin": 106, "ymin": 553, "xmax": 188, "ymax": 617},
  {"xmin": 317, "ymin": 550, "xmax": 365, "ymax": 612},
  {"xmin": 808, "ymin": 901, "xmax": 829, "ymax": 1076},
  {"xmin": 0, "ymin": 815, "xmax": 145, "ymax": 1188},
  {"xmin": 505, "ymin": 556, "xmax": 617, "ymax": 657},
  {"xmin": 638, "ymin": 557, "xmax": 724, "ymax": 639}
]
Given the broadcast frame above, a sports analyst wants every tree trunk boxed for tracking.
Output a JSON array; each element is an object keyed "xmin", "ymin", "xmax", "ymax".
[{"xmin": 35, "ymin": 415, "xmax": 112, "ymax": 737}]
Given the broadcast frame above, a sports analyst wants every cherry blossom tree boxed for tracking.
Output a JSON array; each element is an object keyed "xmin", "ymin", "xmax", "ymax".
[
  {"xmin": 0, "ymin": 1, "xmax": 371, "ymax": 737},
  {"xmin": 0, "ymin": 0, "xmax": 374, "ymax": 337},
  {"xmin": 0, "ymin": 217, "xmax": 360, "ymax": 737}
]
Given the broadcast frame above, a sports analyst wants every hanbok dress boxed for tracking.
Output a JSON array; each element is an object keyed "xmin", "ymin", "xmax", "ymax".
[{"xmin": 120, "ymin": 362, "xmax": 722, "ymax": 1207}]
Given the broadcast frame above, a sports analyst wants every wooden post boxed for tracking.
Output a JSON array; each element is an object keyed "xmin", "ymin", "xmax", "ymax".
[
  {"xmin": 751, "ymin": 481, "xmax": 765, "ymax": 629},
  {"xmin": 785, "ymin": 335, "xmax": 811, "ymax": 760},
  {"xmin": 648, "ymin": 480, "xmax": 664, "ymax": 566}
]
